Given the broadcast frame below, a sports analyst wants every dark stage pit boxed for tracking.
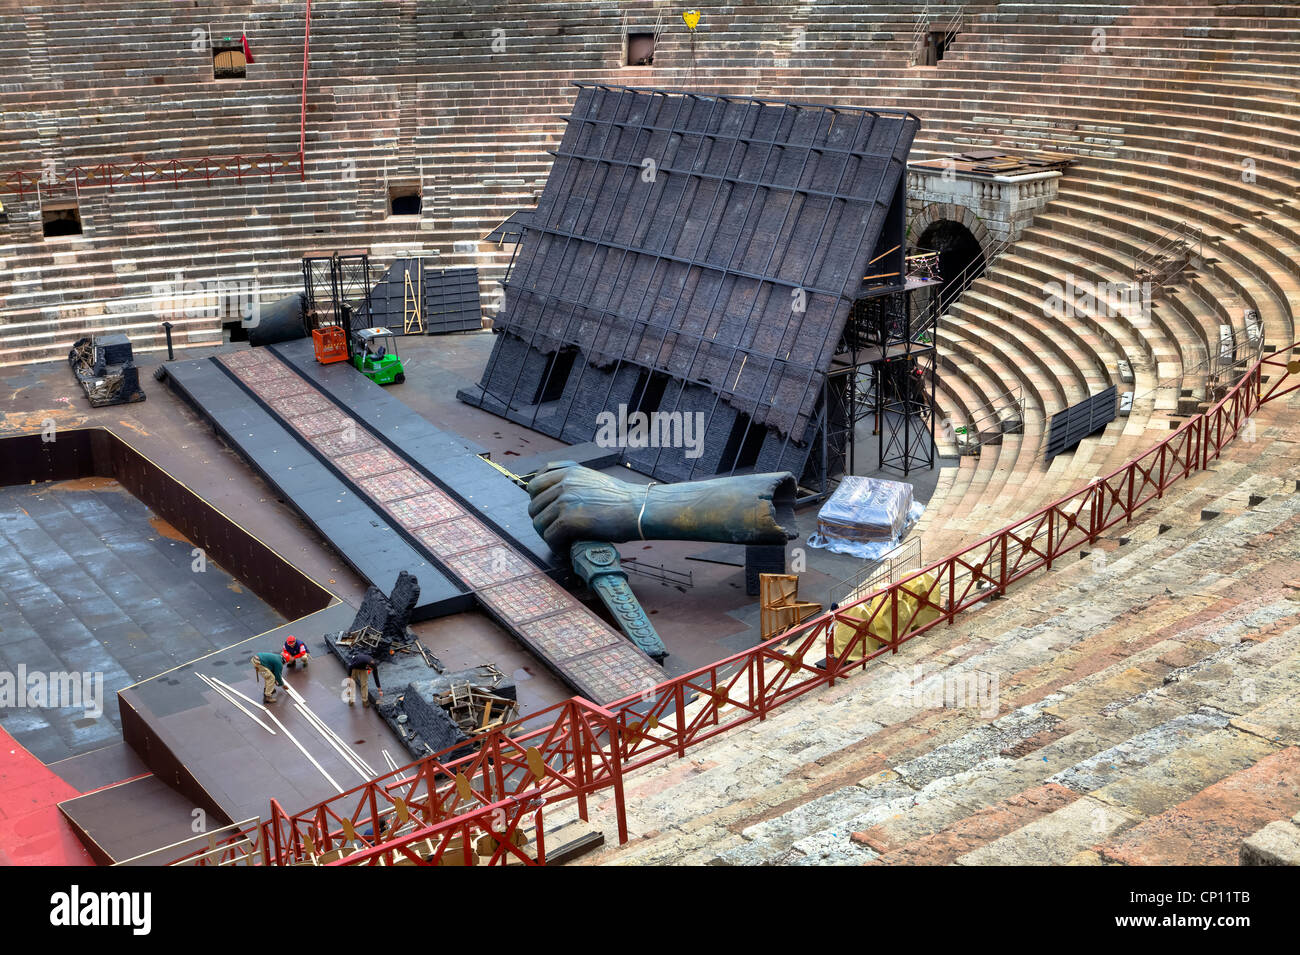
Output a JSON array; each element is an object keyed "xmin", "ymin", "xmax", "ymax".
[
  {"xmin": 0, "ymin": 429, "xmax": 334, "ymax": 764},
  {"xmin": 0, "ymin": 478, "xmax": 282, "ymax": 761}
]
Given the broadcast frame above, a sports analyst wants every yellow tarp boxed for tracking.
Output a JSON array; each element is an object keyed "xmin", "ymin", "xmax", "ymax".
[{"xmin": 831, "ymin": 572, "xmax": 942, "ymax": 662}]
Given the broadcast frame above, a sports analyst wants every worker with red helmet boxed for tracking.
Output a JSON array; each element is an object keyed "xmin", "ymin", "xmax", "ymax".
[{"xmin": 281, "ymin": 635, "xmax": 311, "ymax": 669}]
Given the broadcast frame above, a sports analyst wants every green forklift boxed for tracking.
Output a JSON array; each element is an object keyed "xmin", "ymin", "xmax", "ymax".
[{"xmin": 351, "ymin": 326, "xmax": 406, "ymax": 385}]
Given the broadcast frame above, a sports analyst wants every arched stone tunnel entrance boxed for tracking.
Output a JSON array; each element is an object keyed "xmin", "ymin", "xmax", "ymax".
[{"xmin": 910, "ymin": 205, "xmax": 989, "ymax": 314}]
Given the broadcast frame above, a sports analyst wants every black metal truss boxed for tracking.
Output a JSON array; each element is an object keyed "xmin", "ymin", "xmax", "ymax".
[
  {"xmin": 302, "ymin": 251, "xmax": 373, "ymax": 360},
  {"xmin": 815, "ymin": 287, "xmax": 937, "ymax": 488}
]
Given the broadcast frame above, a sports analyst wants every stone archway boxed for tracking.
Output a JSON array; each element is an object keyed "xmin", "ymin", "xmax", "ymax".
[
  {"xmin": 909, "ymin": 204, "xmax": 990, "ymax": 313},
  {"xmin": 908, "ymin": 202, "xmax": 992, "ymax": 253}
]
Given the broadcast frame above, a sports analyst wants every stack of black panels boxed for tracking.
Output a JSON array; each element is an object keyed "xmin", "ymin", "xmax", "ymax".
[{"xmin": 365, "ymin": 260, "xmax": 483, "ymax": 335}]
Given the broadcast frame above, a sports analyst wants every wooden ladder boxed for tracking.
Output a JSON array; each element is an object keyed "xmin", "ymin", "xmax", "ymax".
[{"xmin": 403, "ymin": 258, "xmax": 424, "ymax": 334}]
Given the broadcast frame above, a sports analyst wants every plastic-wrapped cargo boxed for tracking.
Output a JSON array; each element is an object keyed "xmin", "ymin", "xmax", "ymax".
[
  {"xmin": 807, "ymin": 477, "xmax": 918, "ymax": 558},
  {"xmin": 831, "ymin": 571, "xmax": 942, "ymax": 661}
]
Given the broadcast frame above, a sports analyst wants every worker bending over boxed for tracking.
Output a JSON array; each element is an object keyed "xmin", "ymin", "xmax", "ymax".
[
  {"xmin": 281, "ymin": 635, "xmax": 311, "ymax": 669},
  {"xmin": 251, "ymin": 652, "xmax": 286, "ymax": 703},
  {"xmin": 348, "ymin": 649, "xmax": 382, "ymax": 708}
]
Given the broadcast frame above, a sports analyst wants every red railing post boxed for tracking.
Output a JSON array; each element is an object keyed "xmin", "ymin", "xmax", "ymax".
[
  {"xmin": 947, "ymin": 560, "xmax": 955, "ymax": 623},
  {"xmin": 367, "ymin": 784, "xmax": 380, "ymax": 848},
  {"xmin": 269, "ymin": 798, "xmax": 286, "ymax": 865},
  {"xmin": 673, "ymin": 682, "xmax": 686, "ymax": 757},
  {"xmin": 605, "ymin": 710, "xmax": 629, "ymax": 845},
  {"xmin": 890, "ymin": 586, "xmax": 900, "ymax": 651},
  {"xmin": 998, "ymin": 532, "xmax": 1008, "ymax": 594},
  {"xmin": 489, "ymin": 731, "xmax": 505, "ymax": 805},
  {"xmin": 533, "ymin": 805, "xmax": 547, "ymax": 865},
  {"xmin": 1090, "ymin": 482, "xmax": 1100, "ymax": 543},
  {"xmin": 299, "ymin": 0, "xmax": 313, "ymax": 180},
  {"xmin": 1199, "ymin": 410, "xmax": 1210, "ymax": 471},
  {"xmin": 1212, "ymin": 404, "xmax": 1222, "ymax": 463},
  {"xmin": 461, "ymin": 819, "xmax": 474, "ymax": 866},
  {"xmin": 1214, "ymin": 403, "xmax": 1223, "ymax": 462},
  {"xmin": 1126, "ymin": 461, "xmax": 1135, "ymax": 521},
  {"xmin": 571, "ymin": 704, "xmax": 589, "ymax": 822},
  {"xmin": 826, "ymin": 623, "xmax": 838, "ymax": 686},
  {"xmin": 433, "ymin": 763, "xmax": 452, "ymax": 826}
]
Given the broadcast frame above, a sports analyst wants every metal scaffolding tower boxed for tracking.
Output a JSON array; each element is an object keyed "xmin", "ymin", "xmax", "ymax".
[
  {"xmin": 815, "ymin": 251, "xmax": 940, "ymax": 487},
  {"xmin": 302, "ymin": 250, "xmax": 373, "ymax": 360}
]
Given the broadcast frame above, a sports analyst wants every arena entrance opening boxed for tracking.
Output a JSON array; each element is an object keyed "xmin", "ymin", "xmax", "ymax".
[
  {"xmin": 626, "ymin": 32, "xmax": 656, "ymax": 66},
  {"xmin": 916, "ymin": 218, "xmax": 985, "ymax": 314},
  {"xmin": 388, "ymin": 183, "xmax": 422, "ymax": 217},
  {"xmin": 42, "ymin": 202, "xmax": 82, "ymax": 238}
]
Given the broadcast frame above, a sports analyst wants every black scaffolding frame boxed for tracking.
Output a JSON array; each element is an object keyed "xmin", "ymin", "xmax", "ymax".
[
  {"xmin": 302, "ymin": 250, "xmax": 373, "ymax": 360},
  {"xmin": 831, "ymin": 287, "xmax": 939, "ymax": 480}
]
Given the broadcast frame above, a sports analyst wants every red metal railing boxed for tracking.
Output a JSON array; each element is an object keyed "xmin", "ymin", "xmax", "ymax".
[
  {"xmin": 3, "ymin": 3, "xmax": 313, "ymax": 198},
  {"xmin": 299, "ymin": 0, "xmax": 313, "ymax": 176},
  {"xmin": 169, "ymin": 344, "xmax": 1299, "ymax": 866},
  {"xmin": 2, "ymin": 154, "xmax": 302, "ymax": 200}
]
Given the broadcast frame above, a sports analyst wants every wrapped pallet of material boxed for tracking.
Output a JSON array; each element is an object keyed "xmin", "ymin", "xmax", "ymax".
[
  {"xmin": 830, "ymin": 572, "xmax": 942, "ymax": 663},
  {"xmin": 807, "ymin": 476, "xmax": 916, "ymax": 558}
]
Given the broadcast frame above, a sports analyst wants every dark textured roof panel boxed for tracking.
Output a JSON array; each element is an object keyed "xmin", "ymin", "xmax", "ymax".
[{"xmin": 494, "ymin": 84, "xmax": 917, "ymax": 439}]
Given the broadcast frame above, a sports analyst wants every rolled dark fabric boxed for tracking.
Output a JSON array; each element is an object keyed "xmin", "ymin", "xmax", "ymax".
[{"xmin": 247, "ymin": 292, "xmax": 307, "ymax": 347}]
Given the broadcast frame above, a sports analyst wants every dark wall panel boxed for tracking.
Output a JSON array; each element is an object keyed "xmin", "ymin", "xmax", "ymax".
[
  {"xmin": 1046, "ymin": 386, "xmax": 1119, "ymax": 461},
  {"xmin": 366, "ymin": 261, "xmax": 483, "ymax": 335}
]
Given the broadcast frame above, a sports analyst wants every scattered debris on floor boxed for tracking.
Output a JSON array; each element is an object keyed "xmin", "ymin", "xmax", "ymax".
[{"xmin": 68, "ymin": 334, "xmax": 146, "ymax": 407}]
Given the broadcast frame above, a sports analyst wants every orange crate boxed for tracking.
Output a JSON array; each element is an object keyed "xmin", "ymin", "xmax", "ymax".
[{"xmin": 312, "ymin": 326, "xmax": 349, "ymax": 364}]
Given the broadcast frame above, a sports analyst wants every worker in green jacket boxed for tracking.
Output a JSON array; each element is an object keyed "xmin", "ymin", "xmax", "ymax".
[{"xmin": 251, "ymin": 652, "xmax": 286, "ymax": 703}]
